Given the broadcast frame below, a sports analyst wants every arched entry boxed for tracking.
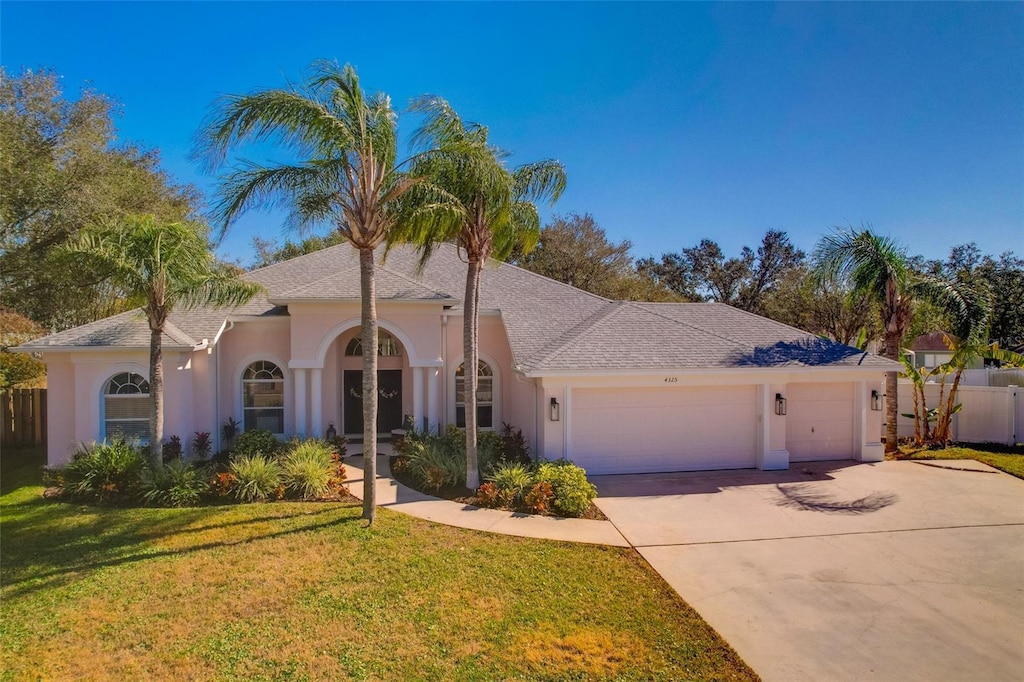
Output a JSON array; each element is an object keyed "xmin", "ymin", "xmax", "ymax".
[{"xmin": 340, "ymin": 329, "xmax": 406, "ymax": 436}]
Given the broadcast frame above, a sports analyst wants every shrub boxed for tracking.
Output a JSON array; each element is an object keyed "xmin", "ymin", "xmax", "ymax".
[
  {"xmin": 229, "ymin": 454, "xmax": 284, "ymax": 502},
  {"xmin": 536, "ymin": 460, "xmax": 597, "ymax": 517},
  {"xmin": 191, "ymin": 432, "xmax": 212, "ymax": 461},
  {"xmin": 475, "ymin": 481, "xmax": 502, "ymax": 508},
  {"xmin": 489, "ymin": 462, "xmax": 534, "ymax": 505},
  {"xmin": 233, "ymin": 429, "xmax": 280, "ymax": 458},
  {"xmin": 140, "ymin": 459, "xmax": 208, "ymax": 507},
  {"xmin": 221, "ymin": 417, "xmax": 240, "ymax": 450},
  {"xmin": 499, "ymin": 422, "xmax": 532, "ymax": 466},
  {"xmin": 281, "ymin": 439, "xmax": 335, "ymax": 500},
  {"xmin": 524, "ymin": 481, "xmax": 554, "ymax": 514},
  {"xmin": 162, "ymin": 435, "xmax": 183, "ymax": 463},
  {"xmin": 402, "ymin": 428, "xmax": 466, "ymax": 491},
  {"xmin": 61, "ymin": 440, "xmax": 146, "ymax": 503},
  {"xmin": 210, "ymin": 471, "xmax": 237, "ymax": 498}
]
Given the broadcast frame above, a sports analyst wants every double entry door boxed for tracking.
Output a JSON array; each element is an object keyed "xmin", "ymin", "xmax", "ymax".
[{"xmin": 342, "ymin": 369, "xmax": 403, "ymax": 435}]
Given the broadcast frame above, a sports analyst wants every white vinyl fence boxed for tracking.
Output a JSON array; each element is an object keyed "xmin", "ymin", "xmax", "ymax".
[
  {"xmin": 895, "ymin": 381, "xmax": 1023, "ymax": 445},
  {"xmin": 957, "ymin": 369, "xmax": 1024, "ymax": 388}
]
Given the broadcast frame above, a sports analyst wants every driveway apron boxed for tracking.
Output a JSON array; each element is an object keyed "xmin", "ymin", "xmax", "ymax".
[{"xmin": 593, "ymin": 460, "xmax": 1024, "ymax": 682}]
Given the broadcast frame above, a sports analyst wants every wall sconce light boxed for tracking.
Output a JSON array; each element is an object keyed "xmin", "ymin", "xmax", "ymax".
[
  {"xmin": 871, "ymin": 390, "xmax": 883, "ymax": 411},
  {"xmin": 775, "ymin": 393, "xmax": 787, "ymax": 416},
  {"xmin": 549, "ymin": 397, "xmax": 560, "ymax": 422}
]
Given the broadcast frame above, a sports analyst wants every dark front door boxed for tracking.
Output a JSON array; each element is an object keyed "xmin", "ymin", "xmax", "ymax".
[{"xmin": 343, "ymin": 370, "xmax": 403, "ymax": 435}]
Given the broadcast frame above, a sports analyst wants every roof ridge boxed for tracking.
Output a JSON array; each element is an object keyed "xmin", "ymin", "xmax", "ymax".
[
  {"xmin": 377, "ymin": 262, "xmax": 455, "ymax": 299},
  {"xmin": 528, "ymin": 301, "xmax": 628, "ymax": 367},
  {"xmin": 623, "ymin": 300, "xmax": 751, "ymax": 351},
  {"xmin": 162, "ymin": 319, "xmax": 199, "ymax": 346},
  {"xmin": 464, "ymin": 243, "xmax": 611, "ymax": 305},
  {"xmin": 244, "ymin": 241, "xmax": 352, "ymax": 280},
  {"xmin": 703, "ymin": 302, "xmax": 827, "ymax": 342}
]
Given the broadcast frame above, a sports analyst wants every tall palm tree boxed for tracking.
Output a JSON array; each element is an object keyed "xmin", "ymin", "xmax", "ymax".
[
  {"xmin": 813, "ymin": 226, "xmax": 975, "ymax": 453},
  {"xmin": 195, "ymin": 62, "xmax": 440, "ymax": 523},
  {"xmin": 405, "ymin": 97, "xmax": 566, "ymax": 489},
  {"xmin": 66, "ymin": 215, "xmax": 261, "ymax": 467}
]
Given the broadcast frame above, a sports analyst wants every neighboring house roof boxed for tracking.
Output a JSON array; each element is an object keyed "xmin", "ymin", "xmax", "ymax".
[
  {"xmin": 20, "ymin": 242, "xmax": 901, "ymax": 373},
  {"xmin": 910, "ymin": 331, "xmax": 956, "ymax": 352}
]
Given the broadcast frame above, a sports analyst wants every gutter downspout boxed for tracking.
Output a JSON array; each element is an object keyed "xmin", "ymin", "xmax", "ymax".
[{"xmin": 441, "ymin": 309, "xmax": 450, "ymax": 433}]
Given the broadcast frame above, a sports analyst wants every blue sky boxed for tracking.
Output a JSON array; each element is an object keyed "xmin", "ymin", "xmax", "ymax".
[{"xmin": 3, "ymin": 2, "xmax": 1021, "ymax": 266}]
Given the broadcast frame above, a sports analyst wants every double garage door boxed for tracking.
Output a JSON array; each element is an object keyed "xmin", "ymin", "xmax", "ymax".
[{"xmin": 568, "ymin": 382, "xmax": 855, "ymax": 475}]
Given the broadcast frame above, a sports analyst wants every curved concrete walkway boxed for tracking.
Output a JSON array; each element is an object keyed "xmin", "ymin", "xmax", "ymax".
[{"xmin": 343, "ymin": 445, "xmax": 628, "ymax": 547}]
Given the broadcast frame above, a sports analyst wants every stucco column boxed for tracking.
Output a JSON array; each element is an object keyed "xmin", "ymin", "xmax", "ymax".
[
  {"xmin": 310, "ymin": 368, "xmax": 323, "ymax": 438},
  {"xmin": 412, "ymin": 367, "xmax": 424, "ymax": 432},
  {"xmin": 856, "ymin": 380, "xmax": 885, "ymax": 462},
  {"xmin": 294, "ymin": 368, "xmax": 307, "ymax": 437},
  {"xmin": 427, "ymin": 367, "xmax": 440, "ymax": 432},
  {"xmin": 756, "ymin": 383, "xmax": 788, "ymax": 470}
]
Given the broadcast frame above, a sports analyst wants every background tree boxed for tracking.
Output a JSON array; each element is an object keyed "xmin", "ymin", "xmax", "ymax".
[
  {"xmin": 511, "ymin": 213, "xmax": 679, "ymax": 301},
  {"xmin": 762, "ymin": 266, "xmax": 879, "ymax": 346},
  {"xmin": 196, "ymin": 61, "xmax": 443, "ymax": 523},
  {"xmin": 0, "ymin": 67, "xmax": 200, "ymax": 330},
  {"xmin": 638, "ymin": 230, "xmax": 804, "ymax": 313},
  {"xmin": 405, "ymin": 96, "xmax": 565, "ymax": 490},
  {"xmin": 0, "ymin": 309, "xmax": 46, "ymax": 389},
  {"xmin": 251, "ymin": 232, "xmax": 347, "ymax": 268},
  {"xmin": 66, "ymin": 216, "xmax": 261, "ymax": 466}
]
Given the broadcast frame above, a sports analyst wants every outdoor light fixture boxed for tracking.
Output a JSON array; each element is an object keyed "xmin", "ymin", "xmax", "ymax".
[
  {"xmin": 549, "ymin": 397, "xmax": 560, "ymax": 422},
  {"xmin": 775, "ymin": 393, "xmax": 787, "ymax": 416},
  {"xmin": 871, "ymin": 390, "xmax": 883, "ymax": 411}
]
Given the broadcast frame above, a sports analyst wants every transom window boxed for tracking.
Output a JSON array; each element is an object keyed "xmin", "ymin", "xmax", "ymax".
[
  {"xmin": 104, "ymin": 372, "xmax": 150, "ymax": 442},
  {"xmin": 243, "ymin": 361, "xmax": 285, "ymax": 434},
  {"xmin": 456, "ymin": 360, "xmax": 493, "ymax": 429},
  {"xmin": 345, "ymin": 330, "xmax": 402, "ymax": 357}
]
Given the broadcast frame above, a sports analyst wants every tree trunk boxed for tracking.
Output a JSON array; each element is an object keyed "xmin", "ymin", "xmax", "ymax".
[
  {"xmin": 936, "ymin": 368, "xmax": 965, "ymax": 443},
  {"xmin": 359, "ymin": 247, "xmax": 379, "ymax": 524},
  {"xmin": 464, "ymin": 258, "xmax": 482, "ymax": 490},
  {"xmin": 883, "ymin": 331, "xmax": 900, "ymax": 453},
  {"xmin": 149, "ymin": 325, "xmax": 164, "ymax": 468}
]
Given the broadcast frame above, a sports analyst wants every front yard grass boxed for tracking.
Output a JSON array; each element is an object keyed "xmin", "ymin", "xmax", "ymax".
[
  {"xmin": 898, "ymin": 443, "xmax": 1024, "ymax": 479},
  {"xmin": 0, "ymin": 448, "xmax": 757, "ymax": 681}
]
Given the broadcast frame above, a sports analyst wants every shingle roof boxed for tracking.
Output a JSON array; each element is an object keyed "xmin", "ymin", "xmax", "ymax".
[
  {"xmin": 20, "ymin": 310, "xmax": 199, "ymax": 350},
  {"xmin": 22, "ymin": 241, "xmax": 900, "ymax": 372}
]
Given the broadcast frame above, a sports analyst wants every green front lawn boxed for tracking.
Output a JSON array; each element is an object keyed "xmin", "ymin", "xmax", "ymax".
[
  {"xmin": 898, "ymin": 444, "xmax": 1024, "ymax": 479},
  {"xmin": 0, "ymin": 448, "xmax": 757, "ymax": 681}
]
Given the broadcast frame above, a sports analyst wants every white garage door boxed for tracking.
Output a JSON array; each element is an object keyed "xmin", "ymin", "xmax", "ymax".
[
  {"xmin": 786, "ymin": 382, "xmax": 855, "ymax": 462},
  {"xmin": 569, "ymin": 385, "xmax": 757, "ymax": 474}
]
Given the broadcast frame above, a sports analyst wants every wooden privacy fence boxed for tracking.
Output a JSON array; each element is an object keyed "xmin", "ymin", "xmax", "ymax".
[{"xmin": 1, "ymin": 388, "xmax": 47, "ymax": 448}]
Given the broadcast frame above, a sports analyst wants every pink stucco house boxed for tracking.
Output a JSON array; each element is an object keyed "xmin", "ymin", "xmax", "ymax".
[{"xmin": 22, "ymin": 243, "xmax": 898, "ymax": 474}]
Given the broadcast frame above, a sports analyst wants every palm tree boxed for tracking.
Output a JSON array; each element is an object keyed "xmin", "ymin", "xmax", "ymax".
[
  {"xmin": 405, "ymin": 97, "xmax": 566, "ymax": 489},
  {"xmin": 66, "ymin": 215, "xmax": 261, "ymax": 467},
  {"xmin": 195, "ymin": 62, "xmax": 441, "ymax": 523},
  {"xmin": 813, "ymin": 226, "xmax": 976, "ymax": 453}
]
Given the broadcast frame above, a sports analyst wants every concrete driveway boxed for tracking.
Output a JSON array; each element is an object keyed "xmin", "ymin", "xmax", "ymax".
[{"xmin": 593, "ymin": 460, "xmax": 1024, "ymax": 682}]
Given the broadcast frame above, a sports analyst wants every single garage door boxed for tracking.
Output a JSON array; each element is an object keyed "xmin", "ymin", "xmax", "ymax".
[
  {"xmin": 569, "ymin": 385, "xmax": 757, "ymax": 474},
  {"xmin": 786, "ymin": 382, "xmax": 855, "ymax": 462}
]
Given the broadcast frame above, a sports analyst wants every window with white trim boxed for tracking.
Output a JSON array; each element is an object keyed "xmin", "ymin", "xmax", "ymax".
[
  {"xmin": 104, "ymin": 372, "xmax": 150, "ymax": 442},
  {"xmin": 455, "ymin": 360, "xmax": 493, "ymax": 429},
  {"xmin": 345, "ymin": 330, "xmax": 402, "ymax": 356},
  {"xmin": 243, "ymin": 361, "xmax": 285, "ymax": 434}
]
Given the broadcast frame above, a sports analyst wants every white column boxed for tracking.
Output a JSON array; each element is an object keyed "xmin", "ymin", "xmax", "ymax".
[
  {"xmin": 856, "ymin": 380, "xmax": 884, "ymax": 462},
  {"xmin": 294, "ymin": 368, "xmax": 307, "ymax": 437},
  {"xmin": 310, "ymin": 368, "xmax": 323, "ymax": 438},
  {"xmin": 427, "ymin": 367, "xmax": 440, "ymax": 431},
  {"xmin": 757, "ymin": 383, "xmax": 788, "ymax": 470},
  {"xmin": 412, "ymin": 367, "xmax": 424, "ymax": 432}
]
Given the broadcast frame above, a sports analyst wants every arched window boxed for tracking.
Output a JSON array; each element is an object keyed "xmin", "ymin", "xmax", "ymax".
[
  {"xmin": 345, "ymin": 330, "xmax": 402, "ymax": 357},
  {"xmin": 455, "ymin": 360, "xmax": 494, "ymax": 429},
  {"xmin": 243, "ymin": 361, "xmax": 285, "ymax": 434},
  {"xmin": 104, "ymin": 372, "xmax": 150, "ymax": 441}
]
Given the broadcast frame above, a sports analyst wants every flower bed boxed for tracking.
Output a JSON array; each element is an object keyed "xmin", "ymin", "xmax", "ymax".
[
  {"xmin": 43, "ymin": 431, "xmax": 350, "ymax": 507},
  {"xmin": 390, "ymin": 424, "xmax": 604, "ymax": 520}
]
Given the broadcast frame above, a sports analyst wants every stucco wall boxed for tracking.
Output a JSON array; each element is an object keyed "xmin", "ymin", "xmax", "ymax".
[{"xmin": 217, "ymin": 319, "xmax": 293, "ymax": 439}]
